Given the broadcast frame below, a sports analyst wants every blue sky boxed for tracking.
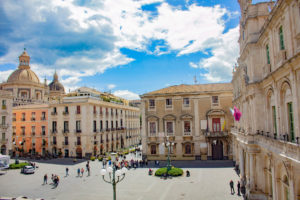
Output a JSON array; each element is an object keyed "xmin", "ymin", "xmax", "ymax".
[{"xmin": 0, "ymin": 0, "xmax": 246, "ymax": 99}]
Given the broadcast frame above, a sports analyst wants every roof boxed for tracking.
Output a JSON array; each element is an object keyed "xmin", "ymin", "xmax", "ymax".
[
  {"xmin": 7, "ymin": 68, "xmax": 40, "ymax": 84},
  {"xmin": 142, "ymin": 83, "xmax": 233, "ymax": 97}
]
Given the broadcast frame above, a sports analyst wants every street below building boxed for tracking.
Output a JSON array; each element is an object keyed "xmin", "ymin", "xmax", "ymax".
[{"xmin": 0, "ymin": 159, "xmax": 243, "ymax": 200}]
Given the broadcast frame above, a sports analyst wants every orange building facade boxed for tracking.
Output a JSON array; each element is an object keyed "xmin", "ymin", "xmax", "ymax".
[{"xmin": 12, "ymin": 104, "xmax": 48, "ymax": 157}]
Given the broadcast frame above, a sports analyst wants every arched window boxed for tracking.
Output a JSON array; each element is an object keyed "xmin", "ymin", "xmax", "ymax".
[
  {"xmin": 185, "ymin": 144, "xmax": 191, "ymax": 154},
  {"xmin": 150, "ymin": 145, "xmax": 156, "ymax": 155}
]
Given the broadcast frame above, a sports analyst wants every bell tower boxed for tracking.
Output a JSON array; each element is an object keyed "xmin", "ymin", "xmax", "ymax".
[{"xmin": 18, "ymin": 48, "xmax": 30, "ymax": 69}]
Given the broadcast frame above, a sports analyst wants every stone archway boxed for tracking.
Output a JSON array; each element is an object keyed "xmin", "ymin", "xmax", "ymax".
[
  {"xmin": 212, "ymin": 140, "xmax": 223, "ymax": 160},
  {"xmin": 76, "ymin": 147, "xmax": 82, "ymax": 159}
]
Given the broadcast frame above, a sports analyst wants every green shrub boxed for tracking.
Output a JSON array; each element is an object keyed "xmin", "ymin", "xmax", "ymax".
[
  {"xmin": 123, "ymin": 151, "xmax": 129, "ymax": 155},
  {"xmin": 154, "ymin": 167, "xmax": 183, "ymax": 177},
  {"xmin": 9, "ymin": 162, "xmax": 29, "ymax": 169},
  {"xmin": 98, "ymin": 157, "xmax": 103, "ymax": 161},
  {"xmin": 90, "ymin": 156, "xmax": 96, "ymax": 161}
]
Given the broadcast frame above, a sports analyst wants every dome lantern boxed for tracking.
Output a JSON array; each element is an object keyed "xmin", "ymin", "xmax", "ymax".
[{"xmin": 19, "ymin": 48, "xmax": 30, "ymax": 69}]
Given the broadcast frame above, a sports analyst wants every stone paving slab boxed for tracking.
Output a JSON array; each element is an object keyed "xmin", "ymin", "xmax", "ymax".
[{"xmin": 0, "ymin": 160, "xmax": 243, "ymax": 200}]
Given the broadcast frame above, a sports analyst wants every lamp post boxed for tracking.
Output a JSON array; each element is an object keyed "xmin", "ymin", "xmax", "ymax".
[
  {"xmin": 162, "ymin": 136, "xmax": 174, "ymax": 172},
  {"xmin": 101, "ymin": 153, "xmax": 127, "ymax": 200}
]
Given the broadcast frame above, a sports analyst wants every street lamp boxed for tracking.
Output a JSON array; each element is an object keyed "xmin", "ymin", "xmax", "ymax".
[
  {"xmin": 101, "ymin": 153, "xmax": 128, "ymax": 200},
  {"xmin": 162, "ymin": 136, "xmax": 174, "ymax": 172}
]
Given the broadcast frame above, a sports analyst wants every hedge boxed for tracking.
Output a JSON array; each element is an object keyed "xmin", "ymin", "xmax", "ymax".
[
  {"xmin": 9, "ymin": 162, "xmax": 30, "ymax": 169},
  {"xmin": 90, "ymin": 156, "xmax": 96, "ymax": 161},
  {"xmin": 155, "ymin": 167, "xmax": 183, "ymax": 177}
]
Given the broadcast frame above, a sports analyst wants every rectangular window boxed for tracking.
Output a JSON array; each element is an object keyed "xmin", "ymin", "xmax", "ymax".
[
  {"xmin": 151, "ymin": 145, "xmax": 156, "ymax": 154},
  {"xmin": 272, "ymin": 106, "xmax": 277, "ymax": 133},
  {"xmin": 64, "ymin": 106, "xmax": 69, "ymax": 115},
  {"xmin": 1, "ymin": 116, "xmax": 6, "ymax": 125},
  {"xmin": 76, "ymin": 121, "xmax": 81, "ymax": 132},
  {"xmin": 65, "ymin": 136, "xmax": 68, "ymax": 144},
  {"xmin": 64, "ymin": 121, "xmax": 69, "ymax": 132},
  {"xmin": 13, "ymin": 113, "xmax": 16, "ymax": 121},
  {"xmin": 76, "ymin": 106, "xmax": 80, "ymax": 114},
  {"xmin": 41, "ymin": 112, "xmax": 46, "ymax": 120},
  {"xmin": 31, "ymin": 112, "xmax": 35, "ymax": 121},
  {"xmin": 106, "ymin": 121, "xmax": 109, "ymax": 129},
  {"xmin": 42, "ymin": 126, "xmax": 46, "ymax": 135},
  {"xmin": 52, "ymin": 121, "xmax": 57, "ymax": 131},
  {"xmin": 120, "ymin": 119, "xmax": 123, "ymax": 127},
  {"xmin": 53, "ymin": 107, "xmax": 57, "ymax": 113},
  {"xmin": 116, "ymin": 121, "xmax": 118, "ymax": 128},
  {"xmin": 21, "ymin": 127, "xmax": 25, "ymax": 135},
  {"xmin": 100, "ymin": 107, "xmax": 103, "ymax": 115},
  {"xmin": 149, "ymin": 99, "xmax": 155, "ymax": 109},
  {"xmin": 266, "ymin": 44, "xmax": 270, "ymax": 64},
  {"xmin": 77, "ymin": 136, "xmax": 81, "ymax": 145},
  {"xmin": 93, "ymin": 120, "xmax": 97, "ymax": 132},
  {"xmin": 212, "ymin": 118, "xmax": 221, "ymax": 132},
  {"xmin": 287, "ymin": 102, "xmax": 294, "ymax": 141},
  {"xmin": 2, "ymin": 100, "xmax": 6, "ymax": 109},
  {"xmin": 2, "ymin": 133, "xmax": 5, "ymax": 140},
  {"xmin": 93, "ymin": 106, "xmax": 96, "ymax": 114},
  {"xmin": 100, "ymin": 120, "xmax": 103, "ymax": 130},
  {"xmin": 111, "ymin": 121, "xmax": 114, "ymax": 129},
  {"xmin": 212, "ymin": 96, "xmax": 219, "ymax": 106},
  {"xmin": 149, "ymin": 122, "xmax": 156, "ymax": 135},
  {"xmin": 279, "ymin": 26, "xmax": 285, "ymax": 50},
  {"xmin": 184, "ymin": 121, "xmax": 191, "ymax": 133},
  {"xmin": 31, "ymin": 126, "xmax": 35, "ymax": 135},
  {"xmin": 22, "ymin": 113, "xmax": 25, "ymax": 121},
  {"xmin": 166, "ymin": 122, "xmax": 173, "ymax": 134},
  {"xmin": 166, "ymin": 99, "xmax": 172, "ymax": 108},
  {"xmin": 183, "ymin": 98, "xmax": 190, "ymax": 107},
  {"xmin": 53, "ymin": 136, "xmax": 57, "ymax": 144}
]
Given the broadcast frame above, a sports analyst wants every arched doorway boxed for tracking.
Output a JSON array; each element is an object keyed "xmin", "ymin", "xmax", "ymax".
[
  {"xmin": 76, "ymin": 147, "xmax": 82, "ymax": 159},
  {"xmin": 100, "ymin": 144, "xmax": 104, "ymax": 155},
  {"xmin": 93, "ymin": 146, "xmax": 97, "ymax": 156},
  {"xmin": 212, "ymin": 140, "xmax": 223, "ymax": 160},
  {"xmin": 1, "ymin": 145, "xmax": 6, "ymax": 155}
]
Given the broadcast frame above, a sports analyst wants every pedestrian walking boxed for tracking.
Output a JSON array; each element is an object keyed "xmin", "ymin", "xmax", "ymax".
[
  {"xmin": 77, "ymin": 168, "xmax": 80, "ymax": 177},
  {"xmin": 43, "ymin": 174, "xmax": 48, "ymax": 184},
  {"xmin": 66, "ymin": 167, "xmax": 69, "ymax": 176},
  {"xmin": 237, "ymin": 181, "xmax": 241, "ymax": 196},
  {"xmin": 87, "ymin": 166, "xmax": 90, "ymax": 176},
  {"xmin": 81, "ymin": 168, "xmax": 84, "ymax": 177},
  {"xmin": 230, "ymin": 180, "xmax": 235, "ymax": 194}
]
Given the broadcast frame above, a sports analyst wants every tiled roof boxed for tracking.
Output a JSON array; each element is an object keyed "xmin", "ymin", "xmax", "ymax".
[{"xmin": 142, "ymin": 83, "xmax": 232, "ymax": 96}]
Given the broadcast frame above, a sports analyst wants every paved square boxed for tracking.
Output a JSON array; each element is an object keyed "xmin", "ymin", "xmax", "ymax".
[{"xmin": 0, "ymin": 160, "xmax": 243, "ymax": 200}]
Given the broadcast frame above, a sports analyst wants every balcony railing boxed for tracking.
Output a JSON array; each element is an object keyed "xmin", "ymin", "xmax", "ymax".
[
  {"xmin": 75, "ymin": 129, "xmax": 82, "ymax": 133},
  {"xmin": 205, "ymin": 131, "xmax": 228, "ymax": 137},
  {"xmin": 76, "ymin": 111, "xmax": 81, "ymax": 115},
  {"xmin": 21, "ymin": 118, "xmax": 26, "ymax": 121},
  {"xmin": 41, "ymin": 117, "xmax": 46, "ymax": 121},
  {"xmin": 63, "ymin": 111, "xmax": 69, "ymax": 115},
  {"xmin": 63, "ymin": 129, "xmax": 69, "ymax": 134},
  {"xmin": 183, "ymin": 131, "xmax": 191, "ymax": 136},
  {"xmin": 51, "ymin": 141, "xmax": 57, "ymax": 145},
  {"xmin": 51, "ymin": 129, "xmax": 57, "ymax": 134},
  {"xmin": 75, "ymin": 141, "xmax": 81, "ymax": 145},
  {"xmin": 62, "ymin": 141, "xmax": 69, "ymax": 145},
  {"xmin": 166, "ymin": 132, "xmax": 174, "ymax": 136},
  {"xmin": 2, "ymin": 105, "xmax": 6, "ymax": 110},
  {"xmin": 1, "ymin": 139, "xmax": 8, "ymax": 144},
  {"xmin": 31, "ymin": 117, "xmax": 36, "ymax": 121},
  {"xmin": 106, "ymin": 128, "xmax": 111, "ymax": 132},
  {"xmin": 51, "ymin": 112, "xmax": 57, "ymax": 116},
  {"xmin": 0, "ymin": 124, "xmax": 8, "ymax": 129}
]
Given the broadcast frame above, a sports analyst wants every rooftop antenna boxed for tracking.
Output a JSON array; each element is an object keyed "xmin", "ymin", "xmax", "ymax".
[{"xmin": 193, "ymin": 75, "xmax": 198, "ymax": 84}]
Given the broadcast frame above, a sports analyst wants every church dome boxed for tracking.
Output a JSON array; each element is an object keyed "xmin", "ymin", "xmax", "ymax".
[
  {"xmin": 48, "ymin": 71, "xmax": 65, "ymax": 93},
  {"xmin": 7, "ymin": 50, "xmax": 40, "ymax": 84}
]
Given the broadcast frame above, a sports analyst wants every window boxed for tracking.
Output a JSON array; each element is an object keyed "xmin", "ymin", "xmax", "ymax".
[
  {"xmin": 64, "ymin": 106, "xmax": 69, "ymax": 114},
  {"xmin": 151, "ymin": 145, "xmax": 156, "ymax": 154},
  {"xmin": 76, "ymin": 121, "xmax": 81, "ymax": 132},
  {"xmin": 149, "ymin": 99, "xmax": 155, "ymax": 109},
  {"xmin": 93, "ymin": 120, "xmax": 97, "ymax": 132},
  {"xmin": 287, "ymin": 102, "xmax": 294, "ymax": 141},
  {"xmin": 53, "ymin": 136, "xmax": 57, "ymax": 144},
  {"xmin": 65, "ymin": 137, "xmax": 68, "ymax": 144},
  {"xmin": 31, "ymin": 112, "xmax": 35, "ymax": 121},
  {"xmin": 266, "ymin": 44, "xmax": 270, "ymax": 64},
  {"xmin": 42, "ymin": 126, "xmax": 46, "ymax": 135},
  {"xmin": 93, "ymin": 106, "xmax": 96, "ymax": 114},
  {"xmin": 279, "ymin": 26, "xmax": 285, "ymax": 50},
  {"xmin": 272, "ymin": 106, "xmax": 277, "ymax": 133},
  {"xmin": 52, "ymin": 121, "xmax": 57, "ymax": 132},
  {"xmin": 100, "ymin": 107, "xmax": 103, "ymax": 115},
  {"xmin": 116, "ymin": 121, "xmax": 118, "ymax": 128},
  {"xmin": 77, "ymin": 137, "xmax": 81, "ymax": 145},
  {"xmin": 2, "ymin": 100, "xmax": 6, "ymax": 109},
  {"xmin": 184, "ymin": 121, "xmax": 191, "ymax": 133},
  {"xmin": 100, "ymin": 120, "xmax": 103, "ymax": 130},
  {"xmin": 166, "ymin": 99, "xmax": 172, "ymax": 108},
  {"xmin": 120, "ymin": 119, "xmax": 123, "ymax": 127},
  {"xmin": 64, "ymin": 121, "xmax": 69, "ymax": 132},
  {"xmin": 41, "ymin": 112, "xmax": 46, "ymax": 120},
  {"xmin": 149, "ymin": 122, "xmax": 156, "ymax": 135},
  {"xmin": 53, "ymin": 107, "xmax": 57, "ymax": 113},
  {"xmin": 111, "ymin": 121, "xmax": 114, "ymax": 129},
  {"xmin": 183, "ymin": 98, "xmax": 190, "ymax": 107},
  {"xmin": 13, "ymin": 113, "xmax": 16, "ymax": 121},
  {"xmin": 21, "ymin": 127, "xmax": 25, "ymax": 135},
  {"xmin": 166, "ymin": 122, "xmax": 173, "ymax": 135},
  {"xmin": 76, "ymin": 106, "xmax": 81, "ymax": 114},
  {"xmin": 22, "ymin": 113, "xmax": 25, "ymax": 121},
  {"xmin": 106, "ymin": 121, "xmax": 109, "ymax": 129},
  {"xmin": 212, "ymin": 118, "xmax": 221, "ymax": 132},
  {"xmin": 1, "ymin": 116, "xmax": 6, "ymax": 125},
  {"xmin": 212, "ymin": 96, "xmax": 219, "ymax": 106},
  {"xmin": 2, "ymin": 133, "xmax": 5, "ymax": 140},
  {"xmin": 185, "ymin": 144, "xmax": 191, "ymax": 154},
  {"xmin": 31, "ymin": 126, "xmax": 35, "ymax": 135}
]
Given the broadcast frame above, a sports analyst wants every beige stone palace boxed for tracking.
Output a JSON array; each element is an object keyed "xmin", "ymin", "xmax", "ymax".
[
  {"xmin": 141, "ymin": 83, "xmax": 233, "ymax": 160},
  {"xmin": 231, "ymin": 0, "xmax": 300, "ymax": 199}
]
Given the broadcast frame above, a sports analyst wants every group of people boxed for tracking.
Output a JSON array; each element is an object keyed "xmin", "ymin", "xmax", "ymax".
[
  {"xmin": 43, "ymin": 174, "xmax": 59, "ymax": 187},
  {"xmin": 229, "ymin": 180, "xmax": 245, "ymax": 196}
]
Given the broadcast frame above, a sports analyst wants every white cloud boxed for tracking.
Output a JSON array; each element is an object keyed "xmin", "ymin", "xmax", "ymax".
[
  {"xmin": 190, "ymin": 26, "xmax": 239, "ymax": 82},
  {"xmin": 0, "ymin": 70, "xmax": 14, "ymax": 83},
  {"xmin": 107, "ymin": 84, "xmax": 116, "ymax": 89},
  {"xmin": 113, "ymin": 90, "xmax": 140, "ymax": 100}
]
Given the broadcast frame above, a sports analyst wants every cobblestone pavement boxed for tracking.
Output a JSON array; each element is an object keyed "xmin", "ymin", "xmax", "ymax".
[{"xmin": 0, "ymin": 158, "xmax": 243, "ymax": 200}]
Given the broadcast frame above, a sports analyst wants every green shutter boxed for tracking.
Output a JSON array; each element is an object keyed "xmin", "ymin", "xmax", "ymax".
[
  {"xmin": 272, "ymin": 106, "xmax": 277, "ymax": 133},
  {"xmin": 279, "ymin": 26, "xmax": 285, "ymax": 50},
  {"xmin": 287, "ymin": 102, "xmax": 294, "ymax": 141},
  {"xmin": 266, "ymin": 44, "xmax": 270, "ymax": 64}
]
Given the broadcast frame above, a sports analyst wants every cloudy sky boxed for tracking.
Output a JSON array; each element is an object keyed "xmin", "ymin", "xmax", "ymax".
[{"xmin": 0, "ymin": 0, "xmax": 266, "ymax": 99}]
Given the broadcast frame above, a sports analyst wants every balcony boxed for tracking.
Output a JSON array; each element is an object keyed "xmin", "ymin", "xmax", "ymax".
[
  {"xmin": 75, "ymin": 129, "xmax": 82, "ymax": 133},
  {"xmin": 41, "ymin": 117, "xmax": 46, "ymax": 121},
  {"xmin": 51, "ymin": 112, "xmax": 57, "ymax": 116},
  {"xmin": 106, "ymin": 128, "xmax": 111, "ymax": 132},
  {"xmin": 51, "ymin": 129, "xmax": 57, "ymax": 134},
  {"xmin": 0, "ymin": 124, "xmax": 8, "ymax": 129},
  {"xmin": 205, "ymin": 131, "xmax": 228, "ymax": 137},
  {"xmin": 21, "ymin": 118, "xmax": 26, "ymax": 121},
  {"xmin": 75, "ymin": 141, "xmax": 81, "ymax": 146},
  {"xmin": 62, "ymin": 141, "xmax": 69, "ymax": 146},
  {"xmin": 63, "ymin": 111, "xmax": 69, "ymax": 116},
  {"xmin": 183, "ymin": 131, "xmax": 191, "ymax": 136},
  {"xmin": 166, "ymin": 132, "xmax": 174, "ymax": 136},
  {"xmin": 51, "ymin": 141, "xmax": 57, "ymax": 145},
  {"xmin": 63, "ymin": 129, "xmax": 69, "ymax": 134},
  {"xmin": 31, "ymin": 117, "xmax": 36, "ymax": 121},
  {"xmin": 76, "ymin": 111, "xmax": 81, "ymax": 115}
]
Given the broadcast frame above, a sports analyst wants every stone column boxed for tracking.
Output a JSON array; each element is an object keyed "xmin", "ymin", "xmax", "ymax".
[
  {"xmin": 249, "ymin": 153, "xmax": 255, "ymax": 190},
  {"xmin": 239, "ymin": 148, "xmax": 245, "ymax": 180},
  {"xmin": 290, "ymin": 69, "xmax": 300, "ymax": 139},
  {"xmin": 194, "ymin": 99, "xmax": 200, "ymax": 136}
]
